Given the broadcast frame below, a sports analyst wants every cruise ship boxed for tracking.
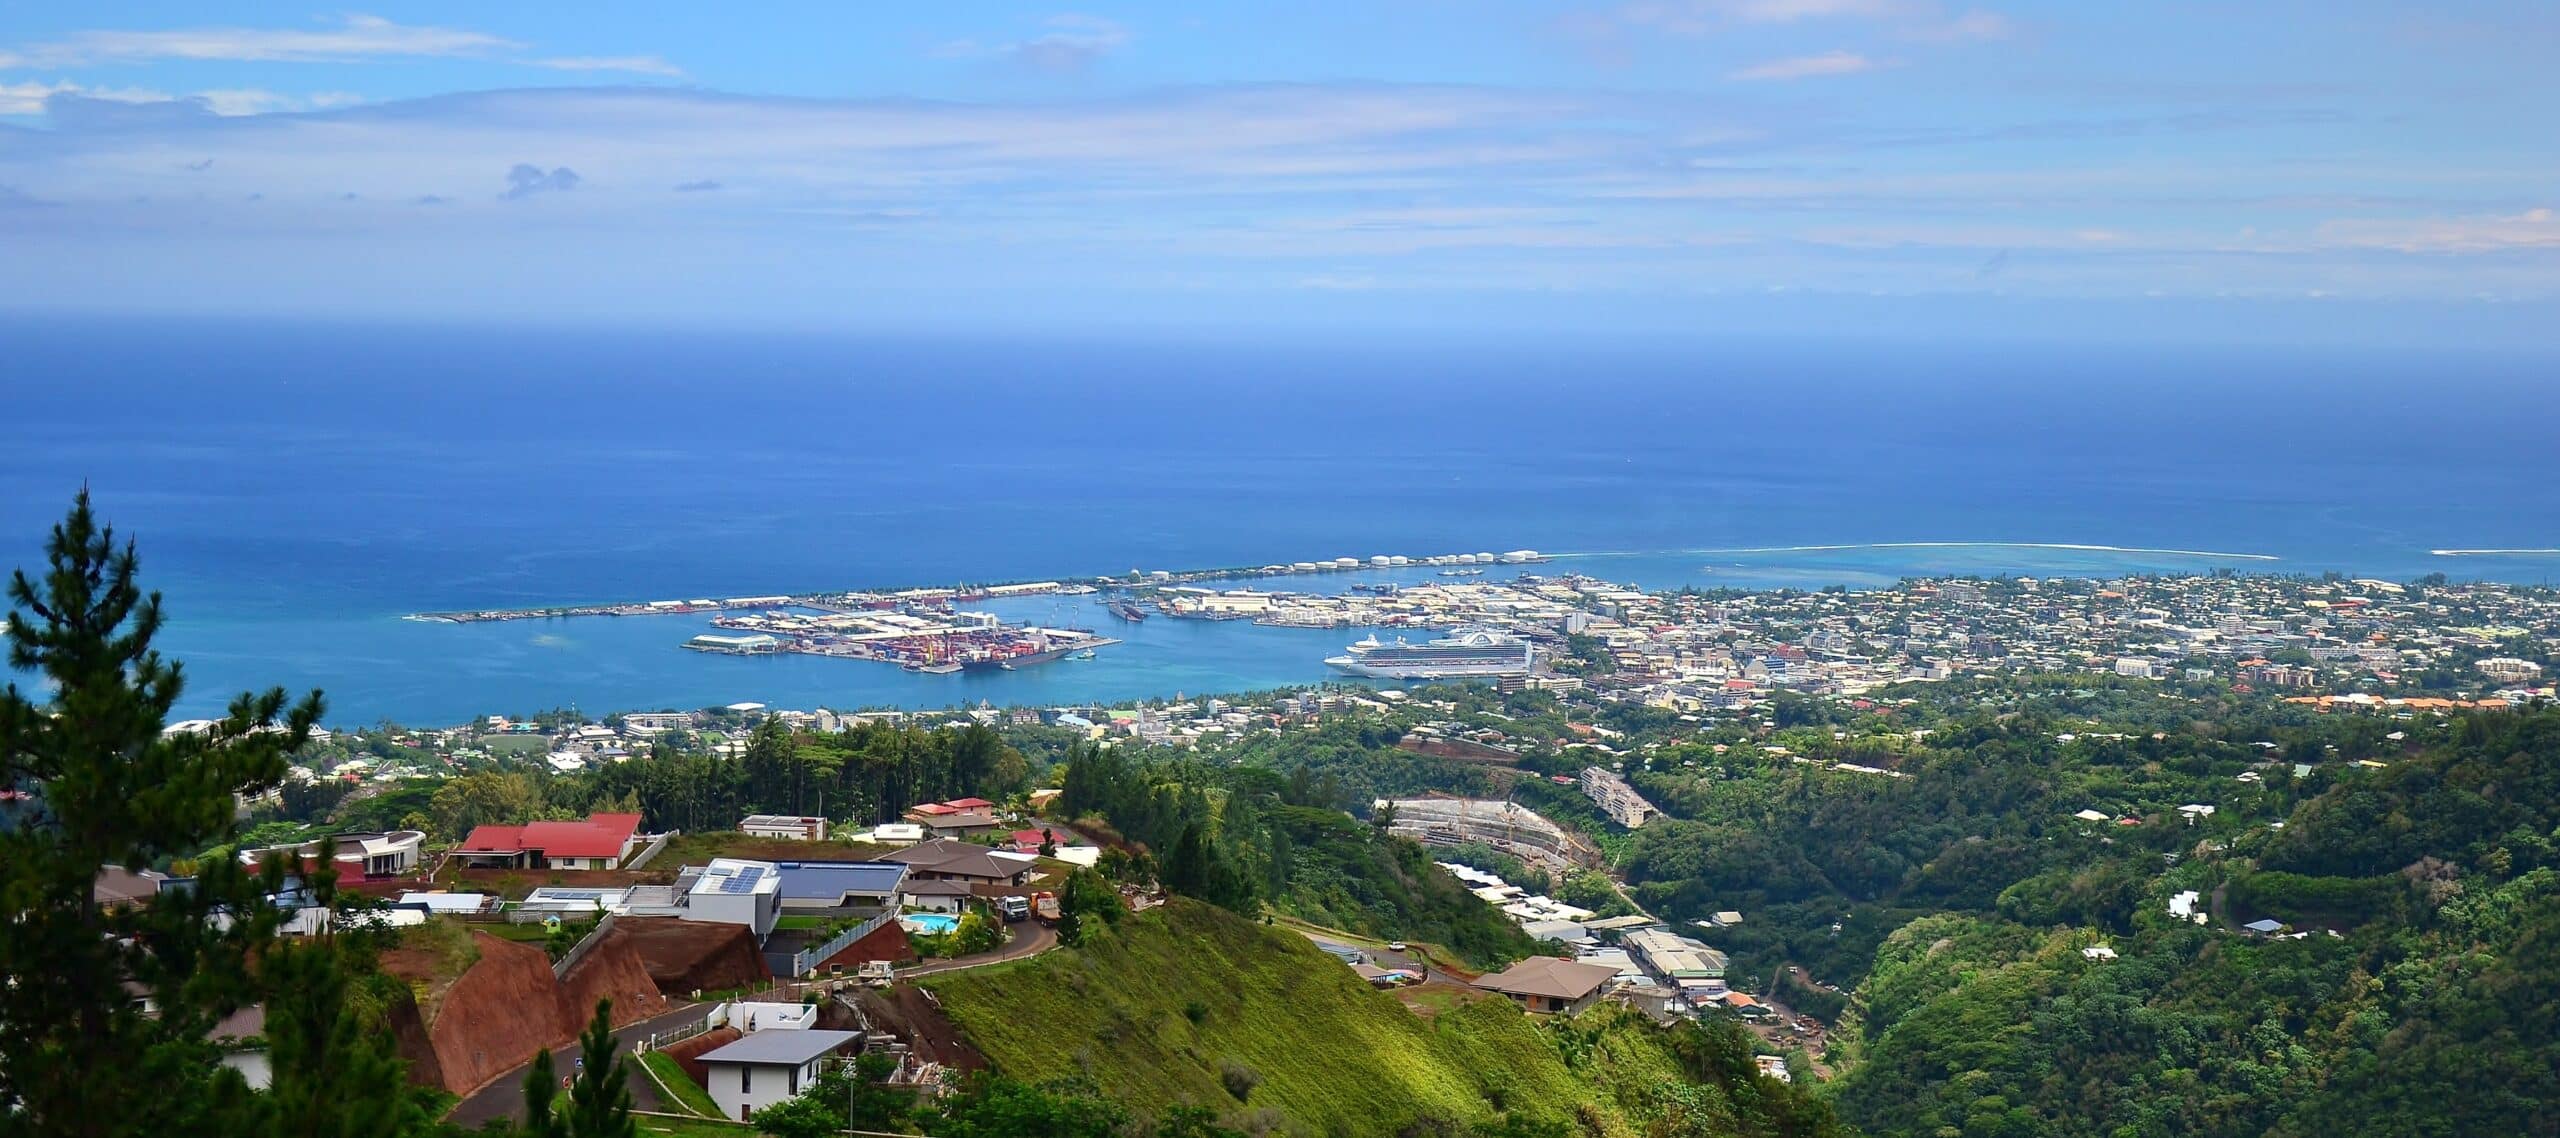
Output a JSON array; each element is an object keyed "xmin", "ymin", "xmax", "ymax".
[{"xmin": 1326, "ymin": 628, "xmax": 1537, "ymax": 679}]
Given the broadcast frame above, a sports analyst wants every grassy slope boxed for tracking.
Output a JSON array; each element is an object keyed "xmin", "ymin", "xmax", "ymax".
[
  {"xmin": 637, "ymin": 1051, "xmax": 724, "ymax": 1119},
  {"xmin": 922, "ymin": 900, "xmax": 1681, "ymax": 1137}
]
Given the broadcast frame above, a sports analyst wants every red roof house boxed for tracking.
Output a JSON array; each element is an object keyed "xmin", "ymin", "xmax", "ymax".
[{"xmin": 450, "ymin": 812, "xmax": 645, "ymax": 870}]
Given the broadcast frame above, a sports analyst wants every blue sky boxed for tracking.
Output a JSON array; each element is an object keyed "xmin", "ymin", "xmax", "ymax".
[{"xmin": 1, "ymin": 2, "xmax": 2554, "ymax": 342}]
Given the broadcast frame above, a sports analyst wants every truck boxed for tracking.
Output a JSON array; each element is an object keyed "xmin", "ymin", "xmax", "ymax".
[
  {"xmin": 1031, "ymin": 891, "xmax": 1061, "ymax": 926},
  {"xmin": 996, "ymin": 895, "xmax": 1031, "ymax": 923}
]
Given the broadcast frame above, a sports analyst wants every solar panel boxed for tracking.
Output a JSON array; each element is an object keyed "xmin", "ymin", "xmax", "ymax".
[{"xmin": 718, "ymin": 866, "xmax": 766, "ymax": 893}]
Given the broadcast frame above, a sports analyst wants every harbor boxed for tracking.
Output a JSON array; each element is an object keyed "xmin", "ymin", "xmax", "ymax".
[
  {"xmin": 402, "ymin": 548, "xmax": 1548, "ymax": 626},
  {"xmin": 400, "ymin": 548, "xmax": 1548, "ymax": 675},
  {"xmin": 690, "ymin": 606, "xmax": 1118, "ymax": 674}
]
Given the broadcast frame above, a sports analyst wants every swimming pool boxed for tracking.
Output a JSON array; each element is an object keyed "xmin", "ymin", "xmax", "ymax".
[{"xmin": 902, "ymin": 913, "xmax": 961, "ymax": 935}]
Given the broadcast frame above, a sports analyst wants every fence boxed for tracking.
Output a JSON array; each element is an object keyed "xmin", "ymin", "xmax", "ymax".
[
  {"xmin": 788, "ymin": 910, "xmax": 894, "ymax": 978},
  {"xmin": 639, "ymin": 1010, "xmax": 719, "ymax": 1052},
  {"xmin": 551, "ymin": 912, "xmax": 618, "ymax": 979},
  {"xmin": 622, "ymin": 830, "xmax": 676, "ymax": 871}
]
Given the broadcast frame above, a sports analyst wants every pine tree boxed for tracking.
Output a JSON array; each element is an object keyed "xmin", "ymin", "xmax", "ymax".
[
  {"xmin": 0, "ymin": 492, "xmax": 324, "ymax": 1137},
  {"xmin": 523, "ymin": 1048, "xmax": 569, "ymax": 1138},
  {"xmin": 565, "ymin": 1000, "xmax": 636, "ymax": 1138},
  {"xmin": 257, "ymin": 935, "xmax": 431, "ymax": 1138}
]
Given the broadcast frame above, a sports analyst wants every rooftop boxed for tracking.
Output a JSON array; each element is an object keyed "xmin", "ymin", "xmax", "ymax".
[
  {"xmin": 454, "ymin": 813, "xmax": 642, "ymax": 859},
  {"xmin": 690, "ymin": 858, "xmax": 782, "ymax": 898},
  {"xmin": 772, "ymin": 860, "xmax": 908, "ymax": 902},
  {"xmin": 697, "ymin": 1028, "xmax": 862, "ymax": 1067},
  {"xmin": 1476, "ymin": 956, "xmax": 1622, "ymax": 1002}
]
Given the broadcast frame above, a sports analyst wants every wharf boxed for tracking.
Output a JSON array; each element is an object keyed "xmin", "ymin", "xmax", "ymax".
[{"xmin": 402, "ymin": 548, "xmax": 1548, "ymax": 625}]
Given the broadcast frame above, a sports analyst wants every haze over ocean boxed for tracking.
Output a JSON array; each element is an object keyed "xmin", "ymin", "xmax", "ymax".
[{"xmin": 8, "ymin": 317, "xmax": 2556, "ymax": 724}]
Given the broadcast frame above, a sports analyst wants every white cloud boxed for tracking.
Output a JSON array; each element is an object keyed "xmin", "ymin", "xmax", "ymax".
[
  {"xmin": 0, "ymin": 16, "xmax": 684, "ymax": 82},
  {"xmin": 1, "ymin": 15, "xmax": 517, "ymax": 68},
  {"xmin": 1729, "ymin": 51, "xmax": 1881, "ymax": 80},
  {"xmin": 531, "ymin": 55, "xmax": 687, "ymax": 78},
  {"xmin": 1581, "ymin": 0, "xmax": 2008, "ymax": 40},
  {"xmin": 0, "ymin": 80, "xmax": 169, "ymax": 115},
  {"xmin": 939, "ymin": 13, "xmax": 1131, "ymax": 73},
  {"xmin": 1915, "ymin": 9, "xmax": 2013, "ymax": 41},
  {"xmin": 1728, "ymin": 0, "xmax": 1898, "ymax": 23},
  {"xmin": 0, "ymin": 80, "xmax": 364, "ymax": 117},
  {"xmin": 2316, "ymin": 208, "xmax": 2559, "ymax": 253},
  {"xmin": 0, "ymin": 82, "xmax": 2545, "ymax": 312}
]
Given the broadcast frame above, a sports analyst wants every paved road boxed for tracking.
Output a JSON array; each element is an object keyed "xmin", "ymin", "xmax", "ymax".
[
  {"xmin": 902, "ymin": 919, "xmax": 1057, "ymax": 978},
  {"xmin": 1293, "ymin": 926, "xmax": 1469, "ymax": 986},
  {"xmin": 446, "ymin": 1001, "xmax": 710, "ymax": 1129}
]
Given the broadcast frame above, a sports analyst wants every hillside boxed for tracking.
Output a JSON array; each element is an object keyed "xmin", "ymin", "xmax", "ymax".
[
  {"xmin": 919, "ymin": 899, "xmax": 1830, "ymax": 1137},
  {"xmin": 1831, "ymin": 709, "xmax": 2560, "ymax": 1137}
]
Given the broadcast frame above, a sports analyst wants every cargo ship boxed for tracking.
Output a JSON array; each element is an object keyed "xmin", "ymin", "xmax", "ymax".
[{"xmin": 1325, "ymin": 627, "xmax": 1537, "ymax": 679}]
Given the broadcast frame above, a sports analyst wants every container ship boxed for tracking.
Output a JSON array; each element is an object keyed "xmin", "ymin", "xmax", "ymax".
[{"xmin": 1325, "ymin": 628, "xmax": 1537, "ymax": 679}]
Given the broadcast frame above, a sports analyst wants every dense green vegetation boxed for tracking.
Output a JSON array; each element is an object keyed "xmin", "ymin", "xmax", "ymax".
[
  {"xmin": 1057, "ymin": 743, "xmax": 1540, "ymax": 967},
  {"xmin": 923, "ymin": 899, "xmax": 1841, "ymax": 1138},
  {"xmin": 1830, "ymin": 710, "xmax": 2560, "ymax": 1138}
]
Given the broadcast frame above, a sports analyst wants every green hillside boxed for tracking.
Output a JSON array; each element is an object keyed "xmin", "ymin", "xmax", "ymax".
[{"xmin": 920, "ymin": 900, "xmax": 1824, "ymax": 1137}]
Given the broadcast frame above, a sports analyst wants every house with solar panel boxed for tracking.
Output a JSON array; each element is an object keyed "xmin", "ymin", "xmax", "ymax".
[
  {"xmin": 683, "ymin": 858, "xmax": 784, "ymax": 938},
  {"xmin": 768, "ymin": 861, "xmax": 909, "ymax": 913}
]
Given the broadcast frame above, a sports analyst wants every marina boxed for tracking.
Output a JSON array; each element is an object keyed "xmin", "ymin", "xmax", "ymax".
[{"xmin": 401, "ymin": 549, "xmax": 1548, "ymax": 674}]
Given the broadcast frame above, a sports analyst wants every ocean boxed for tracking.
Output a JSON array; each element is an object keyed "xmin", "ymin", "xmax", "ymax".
[{"xmin": 5, "ymin": 316, "xmax": 2556, "ymax": 725}]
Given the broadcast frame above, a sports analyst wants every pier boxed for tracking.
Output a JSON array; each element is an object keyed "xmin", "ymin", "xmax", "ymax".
[
  {"xmin": 402, "ymin": 548, "xmax": 1543, "ymax": 674},
  {"xmin": 402, "ymin": 548, "xmax": 1548, "ymax": 625}
]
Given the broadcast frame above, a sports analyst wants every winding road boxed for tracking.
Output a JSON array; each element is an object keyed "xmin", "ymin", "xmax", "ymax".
[{"xmin": 445, "ymin": 1002, "xmax": 711, "ymax": 1129}]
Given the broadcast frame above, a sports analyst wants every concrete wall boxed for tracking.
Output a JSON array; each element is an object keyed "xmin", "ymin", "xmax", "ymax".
[{"xmin": 706, "ymin": 1058, "xmax": 825, "ymax": 1123}]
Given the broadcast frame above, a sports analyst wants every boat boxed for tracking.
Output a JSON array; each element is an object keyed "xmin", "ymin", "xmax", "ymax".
[
  {"xmin": 1437, "ymin": 568, "xmax": 1485, "ymax": 577},
  {"xmin": 1325, "ymin": 627, "xmax": 1537, "ymax": 679},
  {"xmin": 1106, "ymin": 598, "xmax": 1149, "ymax": 622},
  {"xmin": 1070, "ymin": 648, "xmax": 1097, "ymax": 660}
]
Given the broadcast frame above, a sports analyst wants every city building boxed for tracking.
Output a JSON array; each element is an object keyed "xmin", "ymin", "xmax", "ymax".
[
  {"xmin": 1625, "ymin": 928, "xmax": 1729, "ymax": 996},
  {"xmin": 1579, "ymin": 766, "xmax": 1660, "ymax": 829}
]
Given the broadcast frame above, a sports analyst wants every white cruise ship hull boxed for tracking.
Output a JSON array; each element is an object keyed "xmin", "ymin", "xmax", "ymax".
[{"xmin": 1324, "ymin": 654, "xmax": 1534, "ymax": 679}]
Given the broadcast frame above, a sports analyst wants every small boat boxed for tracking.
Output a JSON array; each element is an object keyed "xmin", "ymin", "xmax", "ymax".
[{"xmin": 1070, "ymin": 648, "xmax": 1097, "ymax": 660}]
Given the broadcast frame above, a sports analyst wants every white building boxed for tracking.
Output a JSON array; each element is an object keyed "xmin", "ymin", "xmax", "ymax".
[
  {"xmin": 717, "ymin": 1001, "xmax": 818, "ymax": 1032},
  {"xmin": 696, "ymin": 1029, "xmax": 861, "ymax": 1122},
  {"xmin": 740, "ymin": 815, "xmax": 829, "ymax": 842},
  {"xmin": 2478, "ymin": 657, "xmax": 2544, "ymax": 683},
  {"xmin": 1579, "ymin": 766, "xmax": 1660, "ymax": 829},
  {"xmin": 684, "ymin": 859, "xmax": 783, "ymax": 939}
]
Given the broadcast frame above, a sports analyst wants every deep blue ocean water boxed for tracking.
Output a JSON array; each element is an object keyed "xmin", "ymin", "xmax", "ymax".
[{"xmin": 4, "ymin": 316, "xmax": 2555, "ymax": 725}]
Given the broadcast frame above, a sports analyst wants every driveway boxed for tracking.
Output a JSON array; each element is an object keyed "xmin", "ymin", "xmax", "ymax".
[
  {"xmin": 902, "ymin": 919, "xmax": 1057, "ymax": 978},
  {"xmin": 1295, "ymin": 927, "xmax": 1470, "ymax": 986},
  {"xmin": 445, "ymin": 1001, "xmax": 710, "ymax": 1129}
]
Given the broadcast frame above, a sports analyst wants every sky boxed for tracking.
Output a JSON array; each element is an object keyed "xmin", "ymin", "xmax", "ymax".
[{"xmin": 1, "ymin": 2, "xmax": 2555, "ymax": 343}]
